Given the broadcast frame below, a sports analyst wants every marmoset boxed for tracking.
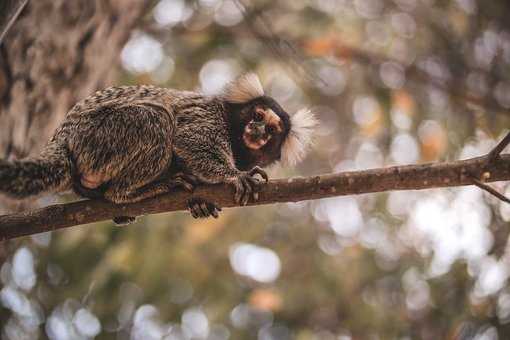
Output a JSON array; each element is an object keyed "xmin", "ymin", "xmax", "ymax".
[{"xmin": 0, "ymin": 73, "xmax": 316, "ymax": 219}]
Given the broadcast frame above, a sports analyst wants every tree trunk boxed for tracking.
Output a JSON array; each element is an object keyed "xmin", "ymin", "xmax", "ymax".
[{"xmin": 0, "ymin": 0, "xmax": 150, "ymax": 213}]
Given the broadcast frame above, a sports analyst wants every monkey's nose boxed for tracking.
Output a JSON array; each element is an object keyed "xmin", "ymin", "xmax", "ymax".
[{"xmin": 250, "ymin": 122, "xmax": 266, "ymax": 137}]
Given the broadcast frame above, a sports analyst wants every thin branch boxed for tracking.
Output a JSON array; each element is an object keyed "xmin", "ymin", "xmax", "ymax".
[
  {"xmin": 464, "ymin": 132, "xmax": 510, "ymax": 202},
  {"xmin": 0, "ymin": 154, "xmax": 510, "ymax": 240},
  {"xmin": 471, "ymin": 177, "xmax": 510, "ymax": 204},
  {"xmin": 0, "ymin": 0, "xmax": 28, "ymax": 44},
  {"xmin": 488, "ymin": 132, "xmax": 510, "ymax": 162}
]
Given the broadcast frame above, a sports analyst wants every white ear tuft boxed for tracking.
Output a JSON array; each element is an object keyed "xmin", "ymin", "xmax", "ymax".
[
  {"xmin": 221, "ymin": 73, "xmax": 264, "ymax": 103},
  {"xmin": 281, "ymin": 108, "xmax": 318, "ymax": 167}
]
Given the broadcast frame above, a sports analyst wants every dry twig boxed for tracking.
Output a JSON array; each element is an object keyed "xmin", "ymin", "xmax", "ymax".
[
  {"xmin": 488, "ymin": 132, "xmax": 510, "ymax": 162},
  {"xmin": 467, "ymin": 132, "xmax": 510, "ymax": 202},
  {"xmin": 471, "ymin": 178, "xmax": 510, "ymax": 204}
]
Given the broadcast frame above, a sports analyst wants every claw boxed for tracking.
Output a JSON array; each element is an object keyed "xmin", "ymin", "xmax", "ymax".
[
  {"xmin": 248, "ymin": 174, "xmax": 262, "ymax": 202},
  {"xmin": 242, "ymin": 178, "xmax": 252, "ymax": 206},
  {"xmin": 249, "ymin": 166, "xmax": 268, "ymax": 182},
  {"xmin": 190, "ymin": 207, "xmax": 199, "ymax": 218},
  {"xmin": 233, "ymin": 180, "xmax": 243, "ymax": 205},
  {"xmin": 113, "ymin": 216, "xmax": 136, "ymax": 226},
  {"xmin": 169, "ymin": 172, "xmax": 199, "ymax": 192},
  {"xmin": 211, "ymin": 203, "xmax": 221, "ymax": 218},
  {"xmin": 230, "ymin": 167, "xmax": 269, "ymax": 206},
  {"xmin": 199, "ymin": 202, "xmax": 209, "ymax": 216},
  {"xmin": 175, "ymin": 179, "xmax": 194, "ymax": 192},
  {"xmin": 211, "ymin": 208, "xmax": 219, "ymax": 218},
  {"xmin": 196, "ymin": 204, "xmax": 205, "ymax": 218},
  {"xmin": 183, "ymin": 182, "xmax": 195, "ymax": 192},
  {"xmin": 187, "ymin": 198, "xmax": 222, "ymax": 219}
]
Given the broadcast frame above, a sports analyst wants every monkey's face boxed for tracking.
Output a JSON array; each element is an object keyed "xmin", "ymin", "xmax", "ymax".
[
  {"xmin": 229, "ymin": 95, "xmax": 292, "ymax": 168},
  {"xmin": 224, "ymin": 73, "xmax": 316, "ymax": 168},
  {"xmin": 242, "ymin": 105, "xmax": 286, "ymax": 151}
]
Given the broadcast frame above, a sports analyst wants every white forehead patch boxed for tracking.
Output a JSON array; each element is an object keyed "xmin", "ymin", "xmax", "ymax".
[
  {"xmin": 221, "ymin": 73, "xmax": 264, "ymax": 103},
  {"xmin": 281, "ymin": 108, "xmax": 318, "ymax": 166}
]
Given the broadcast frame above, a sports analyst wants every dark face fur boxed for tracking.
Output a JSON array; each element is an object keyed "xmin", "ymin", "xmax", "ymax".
[{"xmin": 228, "ymin": 96, "xmax": 291, "ymax": 169}]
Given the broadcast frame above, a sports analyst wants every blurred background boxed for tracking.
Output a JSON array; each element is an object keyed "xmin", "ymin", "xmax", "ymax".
[{"xmin": 1, "ymin": 0, "xmax": 510, "ymax": 339}]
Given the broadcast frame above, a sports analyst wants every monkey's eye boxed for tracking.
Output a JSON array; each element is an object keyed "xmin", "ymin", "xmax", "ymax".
[
  {"xmin": 254, "ymin": 111, "xmax": 264, "ymax": 121},
  {"xmin": 267, "ymin": 125, "xmax": 276, "ymax": 134}
]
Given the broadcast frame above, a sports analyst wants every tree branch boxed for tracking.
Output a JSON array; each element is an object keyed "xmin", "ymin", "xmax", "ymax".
[
  {"xmin": 488, "ymin": 132, "xmax": 510, "ymax": 162},
  {"xmin": 0, "ymin": 153, "xmax": 509, "ymax": 240},
  {"xmin": 470, "ymin": 177, "xmax": 510, "ymax": 204},
  {"xmin": 0, "ymin": 0, "xmax": 28, "ymax": 44}
]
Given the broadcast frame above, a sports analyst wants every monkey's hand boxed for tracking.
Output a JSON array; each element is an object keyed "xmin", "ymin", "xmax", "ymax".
[
  {"xmin": 187, "ymin": 197, "xmax": 222, "ymax": 218},
  {"xmin": 228, "ymin": 166, "xmax": 268, "ymax": 206}
]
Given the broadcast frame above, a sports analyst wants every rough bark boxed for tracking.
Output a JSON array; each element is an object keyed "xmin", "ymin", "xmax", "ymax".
[
  {"xmin": 0, "ymin": 0, "xmax": 150, "ymax": 214},
  {"xmin": 0, "ymin": 153, "xmax": 509, "ymax": 240}
]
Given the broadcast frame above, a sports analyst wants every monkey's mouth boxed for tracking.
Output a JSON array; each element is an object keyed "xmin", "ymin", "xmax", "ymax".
[{"xmin": 243, "ymin": 122, "xmax": 269, "ymax": 150}]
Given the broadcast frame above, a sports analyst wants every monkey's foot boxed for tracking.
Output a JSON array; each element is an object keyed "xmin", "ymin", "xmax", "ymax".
[
  {"xmin": 230, "ymin": 166, "xmax": 269, "ymax": 206},
  {"xmin": 168, "ymin": 172, "xmax": 199, "ymax": 192},
  {"xmin": 187, "ymin": 197, "xmax": 222, "ymax": 219},
  {"xmin": 113, "ymin": 216, "xmax": 137, "ymax": 225}
]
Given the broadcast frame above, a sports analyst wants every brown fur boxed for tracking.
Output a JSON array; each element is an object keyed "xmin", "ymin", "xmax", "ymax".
[{"xmin": 0, "ymin": 75, "xmax": 316, "ymax": 218}]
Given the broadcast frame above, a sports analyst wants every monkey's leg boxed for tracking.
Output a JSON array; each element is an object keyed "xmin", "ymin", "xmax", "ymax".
[
  {"xmin": 168, "ymin": 172, "xmax": 199, "ymax": 192},
  {"xmin": 106, "ymin": 181, "xmax": 175, "ymax": 226},
  {"xmin": 105, "ymin": 171, "xmax": 200, "ymax": 204},
  {"xmin": 107, "ymin": 177, "xmax": 199, "ymax": 225},
  {"xmin": 105, "ymin": 180, "xmax": 177, "ymax": 204},
  {"xmin": 67, "ymin": 104, "xmax": 176, "ymax": 223},
  {"xmin": 69, "ymin": 103, "xmax": 175, "ymax": 199}
]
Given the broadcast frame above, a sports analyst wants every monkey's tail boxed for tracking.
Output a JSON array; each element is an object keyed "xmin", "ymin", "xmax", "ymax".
[{"xmin": 0, "ymin": 142, "xmax": 73, "ymax": 199}]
